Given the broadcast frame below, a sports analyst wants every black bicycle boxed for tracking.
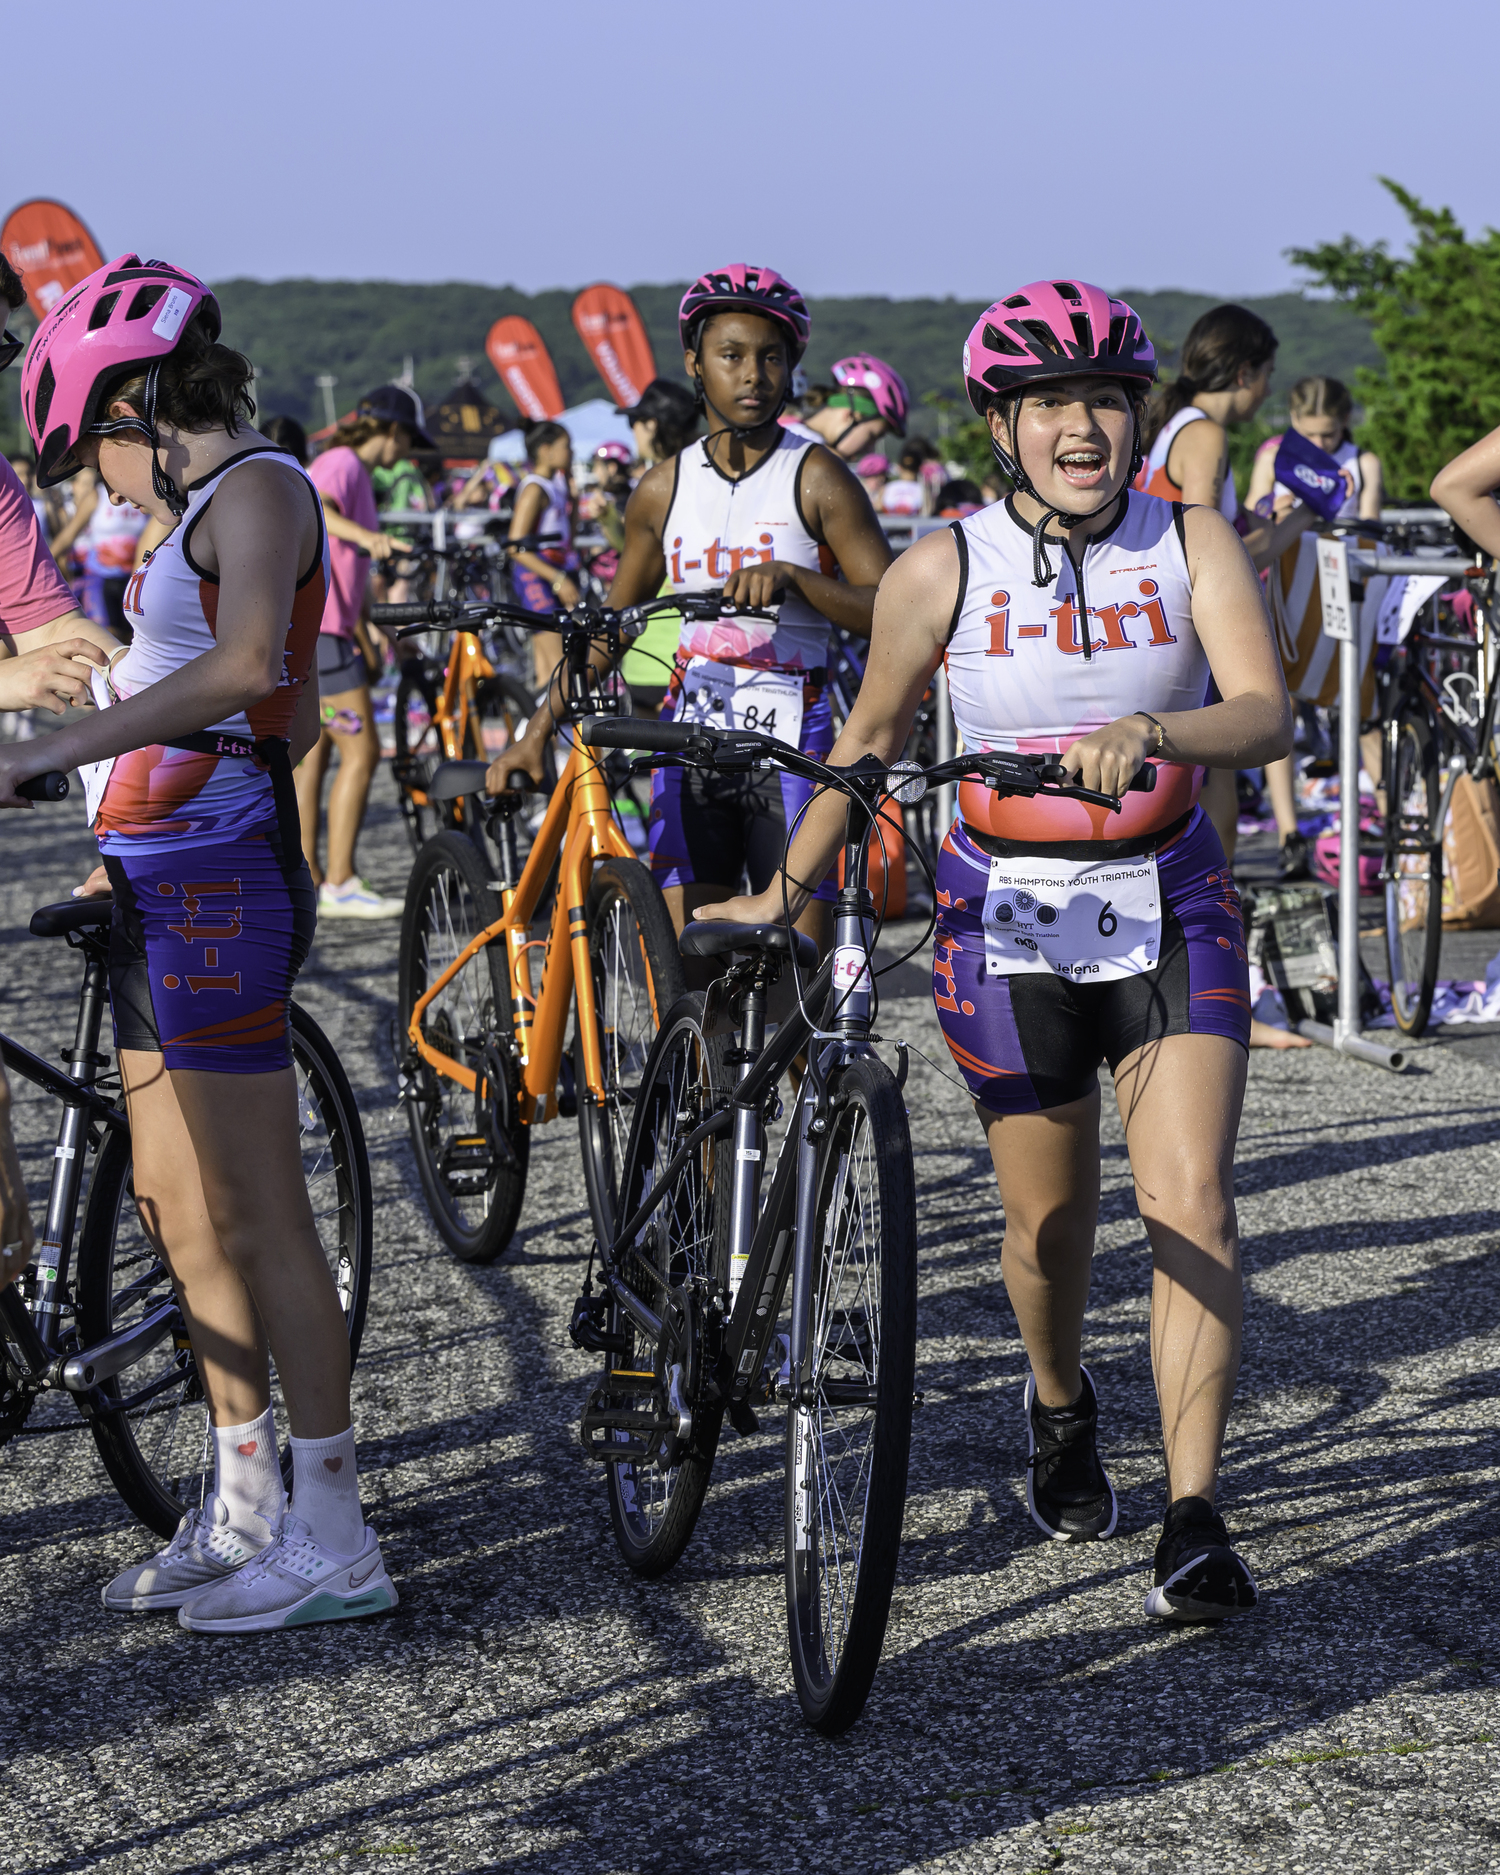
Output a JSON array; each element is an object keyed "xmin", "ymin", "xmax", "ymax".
[
  {"xmin": 0, "ymin": 779, "xmax": 374, "ymax": 1536},
  {"xmin": 568, "ymin": 720, "xmax": 1153, "ymax": 1732}
]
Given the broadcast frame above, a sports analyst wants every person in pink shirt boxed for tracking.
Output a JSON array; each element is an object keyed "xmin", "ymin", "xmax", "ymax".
[{"xmin": 295, "ymin": 385, "xmax": 430, "ymax": 918}]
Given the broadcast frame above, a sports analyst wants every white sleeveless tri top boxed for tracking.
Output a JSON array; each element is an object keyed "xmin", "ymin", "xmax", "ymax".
[
  {"xmin": 519, "ymin": 469, "xmax": 572, "ymax": 562},
  {"xmin": 945, "ymin": 489, "xmax": 1209, "ymax": 844},
  {"xmin": 97, "ymin": 448, "xmax": 327, "ymax": 851},
  {"xmin": 1135, "ymin": 406, "xmax": 1238, "ymax": 521},
  {"xmin": 661, "ymin": 429, "xmax": 830, "ymax": 676}
]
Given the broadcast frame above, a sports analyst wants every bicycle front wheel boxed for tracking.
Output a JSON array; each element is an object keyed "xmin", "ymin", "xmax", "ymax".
[
  {"xmin": 1384, "ymin": 708, "xmax": 1443, "ymax": 1036},
  {"xmin": 392, "ymin": 658, "xmax": 444, "ymax": 854},
  {"xmin": 398, "ymin": 831, "xmax": 528, "ymax": 1261},
  {"xmin": 77, "ymin": 1003, "xmax": 373, "ymax": 1539},
  {"xmin": 577, "ymin": 857, "xmax": 686, "ymax": 1248},
  {"xmin": 785, "ymin": 1052, "xmax": 917, "ymax": 1735},
  {"xmin": 602, "ymin": 994, "xmax": 728, "ymax": 1576}
]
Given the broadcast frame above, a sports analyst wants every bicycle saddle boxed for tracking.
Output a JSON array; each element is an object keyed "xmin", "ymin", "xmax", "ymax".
[
  {"xmin": 429, "ymin": 759, "xmax": 541, "ymax": 803},
  {"xmin": 680, "ymin": 921, "xmax": 819, "ymax": 970},
  {"xmin": 30, "ymin": 896, "xmax": 114, "ymax": 939}
]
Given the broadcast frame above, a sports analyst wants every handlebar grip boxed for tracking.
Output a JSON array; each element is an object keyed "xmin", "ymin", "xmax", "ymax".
[
  {"xmin": 17, "ymin": 772, "xmax": 69, "ymax": 802},
  {"xmin": 580, "ymin": 715, "xmax": 697, "ymax": 752},
  {"xmin": 369, "ymin": 602, "xmax": 456, "ymax": 626},
  {"xmin": 1128, "ymin": 764, "xmax": 1158, "ymax": 793}
]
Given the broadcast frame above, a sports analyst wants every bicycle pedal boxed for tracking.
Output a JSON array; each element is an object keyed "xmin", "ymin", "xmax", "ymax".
[
  {"xmin": 438, "ymin": 1134, "xmax": 493, "ymax": 1195},
  {"xmin": 727, "ymin": 1396, "xmax": 760, "ymax": 1438}
]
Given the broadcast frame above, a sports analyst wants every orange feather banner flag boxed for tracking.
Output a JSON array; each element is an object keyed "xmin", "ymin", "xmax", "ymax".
[
  {"xmin": 1, "ymin": 199, "xmax": 105, "ymax": 320},
  {"xmin": 484, "ymin": 316, "xmax": 565, "ymax": 421},
  {"xmin": 570, "ymin": 284, "xmax": 657, "ymax": 408}
]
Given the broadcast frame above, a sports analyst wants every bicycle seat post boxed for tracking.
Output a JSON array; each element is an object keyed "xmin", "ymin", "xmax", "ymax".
[
  {"xmin": 831, "ymin": 761, "xmax": 883, "ymax": 1039},
  {"xmin": 726, "ymin": 968, "xmax": 770, "ymax": 1310}
]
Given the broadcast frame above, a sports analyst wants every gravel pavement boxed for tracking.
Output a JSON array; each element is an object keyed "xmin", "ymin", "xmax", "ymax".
[{"xmin": 1, "ymin": 791, "xmax": 1497, "ymax": 1874}]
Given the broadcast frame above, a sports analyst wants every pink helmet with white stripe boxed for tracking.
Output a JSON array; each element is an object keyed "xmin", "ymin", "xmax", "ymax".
[
  {"xmin": 831, "ymin": 354, "xmax": 909, "ymax": 436},
  {"xmin": 22, "ymin": 254, "xmax": 219, "ymax": 490},
  {"xmin": 962, "ymin": 280, "xmax": 1156, "ymax": 417},
  {"xmin": 678, "ymin": 264, "xmax": 811, "ymax": 362},
  {"xmin": 594, "ymin": 439, "xmax": 632, "ymax": 465}
]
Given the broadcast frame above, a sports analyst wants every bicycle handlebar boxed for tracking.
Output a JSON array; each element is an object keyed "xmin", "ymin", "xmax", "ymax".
[
  {"xmin": 17, "ymin": 772, "xmax": 69, "ymax": 802},
  {"xmin": 369, "ymin": 589, "xmax": 781, "ymax": 638},
  {"xmin": 578, "ymin": 717, "xmax": 1157, "ymax": 813}
]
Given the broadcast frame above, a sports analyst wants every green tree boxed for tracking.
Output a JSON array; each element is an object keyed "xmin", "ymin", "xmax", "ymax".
[{"xmin": 1288, "ymin": 180, "xmax": 1500, "ymax": 500}]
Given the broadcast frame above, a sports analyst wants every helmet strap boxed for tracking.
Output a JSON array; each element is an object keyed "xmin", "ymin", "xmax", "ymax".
[{"xmin": 88, "ymin": 361, "xmax": 189, "ymax": 519}]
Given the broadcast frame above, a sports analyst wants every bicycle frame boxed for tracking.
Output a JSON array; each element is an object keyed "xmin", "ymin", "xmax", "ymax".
[
  {"xmin": 401, "ymin": 630, "xmax": 500, "ymax": 821},
  {"xmin": 406, "ymin": 735, "xmax": 640, "ymax": 1124}
]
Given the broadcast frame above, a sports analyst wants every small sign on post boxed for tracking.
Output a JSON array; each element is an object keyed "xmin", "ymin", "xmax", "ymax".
[{"xmin": 1316, "ymin": 534, "xmax": 1354, "ymax": 642}]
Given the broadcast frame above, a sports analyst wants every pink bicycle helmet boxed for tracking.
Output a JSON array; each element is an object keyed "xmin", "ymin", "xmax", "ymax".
[
  {"xmin": 678, "ymin": 264, "xmax": 811, "ymax": 363},
  {"xmin": 962, "ymin": 279, "xmax": 1155, "ymax": 416},
  {"xmin": 23, "ymin": 255, "xmax": 219, "ymax": 504},
  {"xmin": 831, "ymin": 354, "xmax": 909, "ymax": 436},
  {"xmin": 594, "ymin": 439, "xmax": 632, "ymax": 465}
]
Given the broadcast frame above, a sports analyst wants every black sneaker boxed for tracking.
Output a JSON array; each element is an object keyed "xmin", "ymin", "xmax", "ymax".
[
  {"xmin": 1277, "ymin": 831, "xmax": 1311, "ymax": 881},
  {"xmin": 1144, "ymin": 1496, "xmax": 1258, "ymax": 1622},
  {"xmin": 1023, "ymin": 1366, "xmax": 1118, "ymax": 1541}
]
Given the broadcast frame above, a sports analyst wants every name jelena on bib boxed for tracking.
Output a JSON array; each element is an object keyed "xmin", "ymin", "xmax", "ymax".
[{"xmin": 982, "ymin": 852, "xmax": 1161, "ymax": 980}]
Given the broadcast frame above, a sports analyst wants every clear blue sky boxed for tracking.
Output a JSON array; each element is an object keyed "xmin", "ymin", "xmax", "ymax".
[{"xmin": 6, "ymin": 0, "xmax": 1491, "ymax": 300}]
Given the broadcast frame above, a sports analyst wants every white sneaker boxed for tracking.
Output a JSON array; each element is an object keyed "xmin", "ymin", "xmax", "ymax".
[
  {"xmin": 317, "ymin": 878, "xmax": 404, "ymax": 920},
  {"xmin": 102, "ymin": 1497, "xmax": 269, "ymax": 1612},
  {"xmin": 177, "ymin": 1513, "xmax": 397, "ymax": 1633}
]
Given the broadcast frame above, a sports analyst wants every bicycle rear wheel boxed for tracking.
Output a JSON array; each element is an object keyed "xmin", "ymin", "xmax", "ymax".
[
  {"xmin": 1383, "ymin": 708, "xmax": 1444, "ymax": 1036},
  {"xmin": 601, "ymin": 994, "xmax": 728, "ymax": 1576},
  {"xmin": 785, "ymin": 1052, "xmax": 916, "ymax": 1735},
  {"xmin": 77, "ymin": 1004, "xmax": 373, "ymax": 1539},
  {"xmin": 577, "ymin": 857, "xmax": 686, "ymax": 1248},
  {"xmin": 398, "ymin": 831, "xmax": 528, "ymax": 1261}
]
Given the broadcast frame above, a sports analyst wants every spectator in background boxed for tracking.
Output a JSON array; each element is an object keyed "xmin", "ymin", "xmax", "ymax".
[
  {"xmin": 935, "ymin": 477, "xmax": 984, "ymax": 517},
  {"xmin": 47, "ymin": 468, "xmax": 147, "ymax": 640},
  {"xmin": 1244, "ymin": 377, "xmax": 1384, "ymax": 879},
  {"xmin": 618, "ymin": 379, "xmax": 699, "ymax": 472},
  {"xmin": 6, "ymin": 453, "xmax": 47, "ymax": 533},
  {"xmin": 295, "ymin": 385, "xmax": 430, "ymax": 918},
  {"xmin": 854, "ymin": 451, "xmax": 890, "ymax": 507},
  {"xmin": 578, "ymin": 440, "xmax": 632, "ymax": 587},
  {"xmin": 881, "ymin": 442, "xmax": 929, "ymax": 516},
  {"xmin": 508, "ymin": 420, "xmax": 578, "ymax": 690},
  {"xmin": 262, "ymin": 414, "xmax": 308, "ymax": 465},
  {"xmin": 618, "ymin": 382, "xmax": 700, "ymax": 712}
]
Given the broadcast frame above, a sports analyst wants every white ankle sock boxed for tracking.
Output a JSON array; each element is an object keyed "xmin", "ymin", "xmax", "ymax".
[
  {"xmin": 211, "ymin": 1407, "xmax": 284, "ymax": 1543},
  {"xmin": 287, "ymin": 1426, "xmax": 364, "ymax": 1555}
]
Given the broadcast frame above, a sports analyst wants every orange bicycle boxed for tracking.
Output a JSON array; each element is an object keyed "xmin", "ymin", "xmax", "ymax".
[
  {"xmin": 376, "ymin": 592, "xmax": 759, "ymax": 1263},
  {"xmin": 384, "ymin": 532, "xmax": 556, "ymax": 853}
]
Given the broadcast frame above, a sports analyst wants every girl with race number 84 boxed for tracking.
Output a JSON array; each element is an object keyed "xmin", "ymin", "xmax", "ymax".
[
  {"xmin": 0, "ymin": 255, "xmax": 395, "ymax": 1634},
  {"xmin": 700, "ymin": 281, "xmax": 1294, "ymax": 1623}
]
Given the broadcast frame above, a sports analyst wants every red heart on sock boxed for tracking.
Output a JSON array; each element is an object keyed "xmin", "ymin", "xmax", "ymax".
[
  {"xmin": 237, "ymin": 1442, "xmax": 258, "ymax": 1457},
  {"xmin": 323, "ymin": 1456, "xmax": 343, "ymax": 1473}
]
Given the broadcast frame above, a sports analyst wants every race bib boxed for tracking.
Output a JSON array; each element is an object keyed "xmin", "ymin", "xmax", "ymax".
[
  {"xmin": 982, "ymin": 852, "xmax": 1161, "ymax": 981},
  {"xmin": 79, "ymin": 663, "xmax": 118, "ymax": 826},
  {"xmin": 679, "ymin": 656, "xmax": 804, "ymax": 748}
]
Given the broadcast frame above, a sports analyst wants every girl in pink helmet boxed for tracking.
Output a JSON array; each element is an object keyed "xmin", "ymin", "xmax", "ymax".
[
  {"xmin": 786, "ymin": 353, "xmax": 910, "ymax": 459},
  {"xmin": 701, "ymin": 279, "xmax": 1294, "ymax": 1624},
  {"xmin": 500, "ymin": 263, "xmax": 892, "ymax": 961},
  {"xmin": 0, "ymin": 256, "xmax": 395, "ymax": 1633}
]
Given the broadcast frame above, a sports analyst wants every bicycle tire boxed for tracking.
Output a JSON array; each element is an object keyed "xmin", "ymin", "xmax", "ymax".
[
  {"xmin": 392, "ymin": 660, "xmax": 445, "ymax": 854},
  {"xmin": 603, "ymin": 993, "xmax": 728, "ymax": 1576},
  {"xmin": 1383, "ymin": 707, "xmax": 1444, "ymax": 1036},
  {"xmin": 398, "ymin": 831, "xmax": 528, "ymax": 1262},
  {"xmin": 785, "ymin": 1052, "xmax": 916, "ymax": 1735},
  {"xmin": 576, "ymin": 857, "xmax": 687, "ymax": 1248},
  {"xmin": 77, "ymin": 1003, "xmax": 374, "ymax": 1539}
]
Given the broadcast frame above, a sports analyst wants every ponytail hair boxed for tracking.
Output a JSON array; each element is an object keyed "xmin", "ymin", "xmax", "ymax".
[
  {"xmin": 1287, "ymin": 375, "xmax": 1354, "ymax": 444},
  {"xmin": 1141, "ymin": 303, "xmax": 1278, "ymax": 453},
  {"xmin": 106, "ymin": 304, "xmax": 255, "ymax": 436}
]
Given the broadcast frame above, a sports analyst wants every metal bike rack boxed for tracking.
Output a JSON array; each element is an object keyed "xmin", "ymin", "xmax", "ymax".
[{"xmin": 1298, "ymin": 539, "xmax": 1477, "ymax": 1072}]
